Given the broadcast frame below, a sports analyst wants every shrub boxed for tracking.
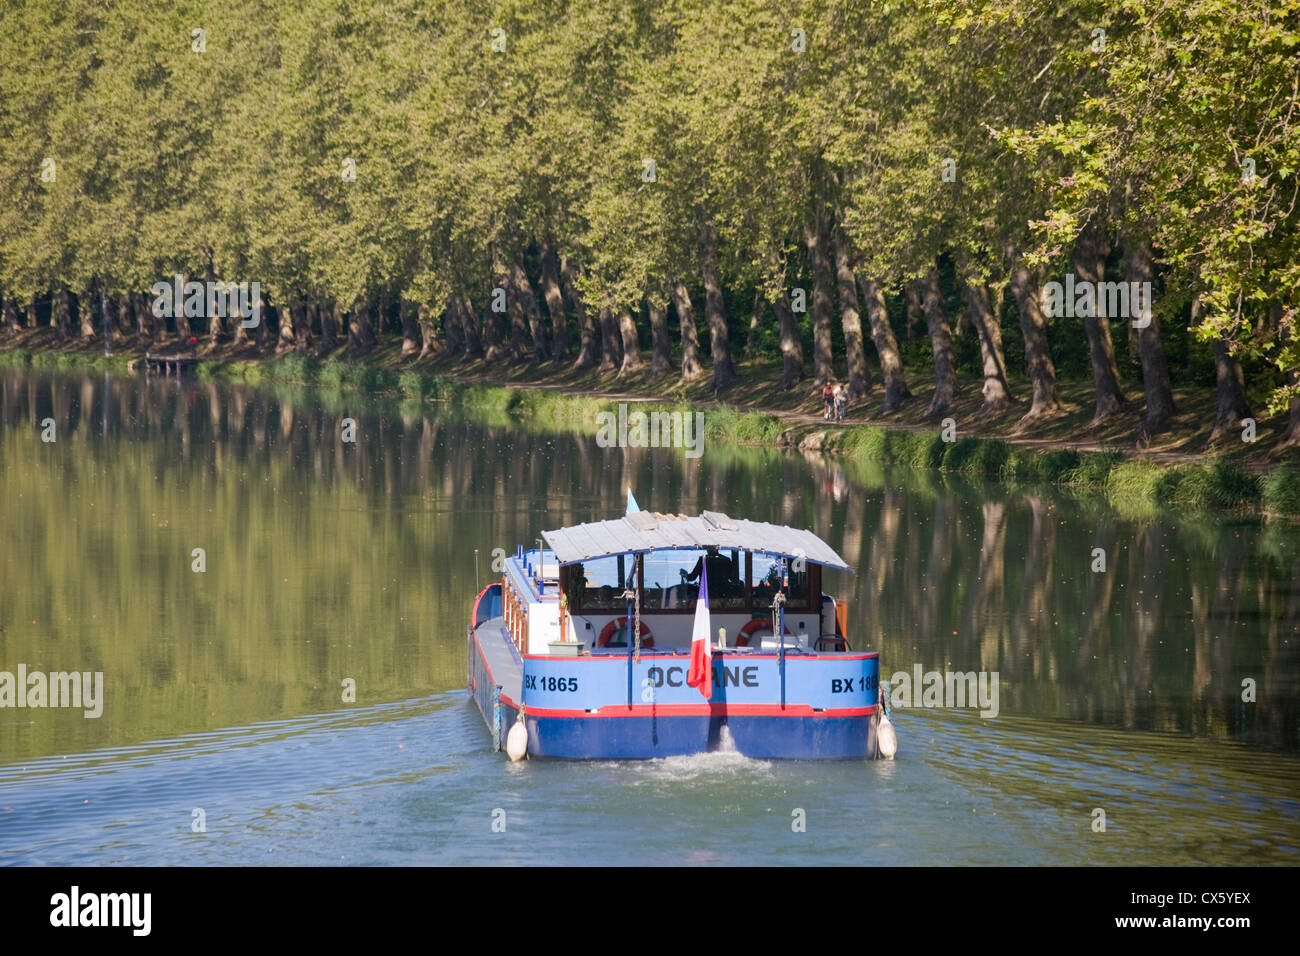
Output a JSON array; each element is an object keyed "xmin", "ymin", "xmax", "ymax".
[
  {"xmin": 397, "ymin": 370, "xmax": 427, "ymax": 397},
  {"xmin": 1063, "ymin": 451, "xmax": 1120, "ymax": 487},
  {"xmin": 943, "ymin": 437, "xmax": 1010, "ymax": 476},
  {"xmin": 1262, "ymin": 466, "xmax": 1300, "ymax": 516},
  {"xmin": 271, "ymin": 352, "xmax": 319, "ymax": 383},
  {"xmin": 1107, "ymin": 460, "xmax": 1165, "ymax": 504}
]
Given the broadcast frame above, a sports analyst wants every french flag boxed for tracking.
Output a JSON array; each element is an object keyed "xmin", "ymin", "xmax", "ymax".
[{"xmin": 686, "ymin": 562, "xmax": 712, "ymax": 699}]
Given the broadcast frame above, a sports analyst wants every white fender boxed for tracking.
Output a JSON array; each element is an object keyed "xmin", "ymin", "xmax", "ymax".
[
  {"xmin": 506, "ymin": 713, "xmax": 528, "ymax": 762},
  {"xmin": 876, "ymin": 710, "xmax": 897, "ymax": 759}
]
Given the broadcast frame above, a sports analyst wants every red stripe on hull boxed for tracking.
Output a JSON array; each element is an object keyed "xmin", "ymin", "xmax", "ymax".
[{"xmin": 522, "ymin": 703, "xmax": 877, "ymax": 719}]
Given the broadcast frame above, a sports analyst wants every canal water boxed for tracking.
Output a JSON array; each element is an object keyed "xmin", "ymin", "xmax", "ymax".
[{"xmin": 1, "ymin": 369, "xmax": 1296, "ymax": 865}]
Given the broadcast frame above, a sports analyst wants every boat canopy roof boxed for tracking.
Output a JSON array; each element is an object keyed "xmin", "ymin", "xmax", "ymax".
[{"xmin": 541, "ymin": 511, "xmax": 853, "ymax": 572}]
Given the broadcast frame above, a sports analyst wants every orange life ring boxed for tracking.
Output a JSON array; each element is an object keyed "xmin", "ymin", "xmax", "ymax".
[
  {"xmin": 737, "ymin": 618, "xmax": 792, "ymax": 647},
  {"xmin": 597, "ymin": 617, "xmax": 654, "ymax": 648}
]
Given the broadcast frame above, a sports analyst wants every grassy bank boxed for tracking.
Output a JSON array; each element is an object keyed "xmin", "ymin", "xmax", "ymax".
[{"xmin": 3, "ymin": 337, "xmax": 1298, "ymax": 518}]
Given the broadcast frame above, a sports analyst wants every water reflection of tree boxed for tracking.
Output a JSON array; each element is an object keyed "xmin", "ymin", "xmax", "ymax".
[{"xmin": 1, "ymin": 369, "xmax": 1297, "ymax": 754}]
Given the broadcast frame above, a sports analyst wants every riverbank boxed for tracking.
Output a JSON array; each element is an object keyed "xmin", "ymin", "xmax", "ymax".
[{"xmin": 3, "ymin": 332, "xmax": 1297, "ymax": 517}]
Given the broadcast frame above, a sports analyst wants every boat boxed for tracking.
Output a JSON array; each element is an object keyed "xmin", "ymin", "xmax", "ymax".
[{"xmin": 467, "ymin": 506, "xmax": 886, "ymax": 759}]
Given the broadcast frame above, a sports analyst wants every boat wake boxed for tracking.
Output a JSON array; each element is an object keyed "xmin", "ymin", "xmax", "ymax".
[{"xmin": 616, "ymin": 726, "xmax": 774, "ymax": 783}]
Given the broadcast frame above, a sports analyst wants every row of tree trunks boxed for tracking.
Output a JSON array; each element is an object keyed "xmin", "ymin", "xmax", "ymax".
[{"xmin": 8, "ymin": 255, "xmax": 1276, "ymax": 450}]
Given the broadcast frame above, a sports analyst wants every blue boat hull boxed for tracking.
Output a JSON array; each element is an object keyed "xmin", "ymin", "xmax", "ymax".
[
  {"xmin": 522, "ymin": 711, "xmax": 876, "ymax": 760},
  {"xmin": 469, "ymin": 620, "xmax": 880, "ymax": 760}
]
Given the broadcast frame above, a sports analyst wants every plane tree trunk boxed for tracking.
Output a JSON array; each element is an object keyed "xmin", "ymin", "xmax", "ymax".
[
  {"xmin": 597, "ymin": 306, "xmax": 619, "ymax": 372},
  {"xmin": 1072, "ymin": 223, "xmax": 1126, "ymax": 421},
  {"xmin": 1197, "ymin": 296, "xmax": 1251, "ymax": 442},
  {"xmin": 918, "ymin": 268, "xmax": 957, "ymax": 417},
  {"xmin": 540, "ymin": 241, "xmax": 569, "ymax": 362},
  {"xmin": 295, "ymin": 300, "xmax": 313, "ymax": 352},
  {"xmin": 700, "ymin": 219, "xmax": 736, "ymax": 391},
  {"xmin": 673, "ymin": 282, "xmax": 704, "ymax": 383},
  {"xmin": 348, "ymin": 297, "xmax": 375, "ymax": 354},
  {"xmin": 648, "ymin": 297, "xmax": 672, "ymax": 378},
  {"xmin": 481, "ymin": 286, "xmax": 505, "ymax": 364},
  {"xmin": 438, "ymin": 301, "xmax": 460, "ymax": 358},
  {"xmin": 513, "ymin": 261, "xmax": 548, "ymax": 363},
  {"xmin": 617, "ymin": 306, "xmax": 643, "ymax": 374},
  {"xmin": 804, "ymin": 220, "xmax": 834, "ymax": 385},
  {"xmin": 565, "ymin": 261, "xmax": 597, "ymax": 371},
  {"xmin": 458, "ymin": 295, "xmax": 483, "ymax": 359},
  {"xmin": 960, "ymin": 271, "xmax": 1012, "ymax": 415},
  {"xmin": 506, "ymin": 267, "xmax": 531, "ymax": 364},
  {"xmin": 2, "ymin": 291, "xmax": 20, "ymax": 336},
  {"xmin": 1008, "ymin": 253, "xmax": 1062, "ymax": 425},
  {"xmin": 401, "ymin": 300, "xmax": 421, "ymax": 357},
  {"xmin": 858, "ymin": 276, "xmax": 910, "ymax": 412},
  {"xmin": 1126, "ymin": 240, "xmax": 1176, "ymax": 435},
  {"xmin": 832, "ymin": 230, "xmax": 869, "ymax": 400},
  {"xmin": 774, "ymin": 292, "xmax": 804, "ymax": 389},
  {"xmin": 55, "ymin": 286, "xmax": 72, "ymax": 340}
]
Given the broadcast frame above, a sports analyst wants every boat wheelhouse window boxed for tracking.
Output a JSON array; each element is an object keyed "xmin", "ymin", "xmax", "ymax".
[
  {"xmin": 642, "ymin": 548, "xmax": 747, "ymax": 610},
  {"xmin": 563, "ymin": 556, "xmax": 634, "ymax": 611},
  {"xmin": 751, "ymin": 551, "xmax": 813, "ymax": 611}
]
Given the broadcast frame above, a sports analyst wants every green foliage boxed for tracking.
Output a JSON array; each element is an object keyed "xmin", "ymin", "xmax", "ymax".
[
  {"xmin": 0, "ymin": 349, "xmax": 32, "ymax": 369},
  {"xmin": 272, "ymin": 353, "xmax": 320, "ymax": 384},
  {"xmin": 1107, "ymin": 460, "xmax": 1167, "ymax": 505},
  {"xmin": 1261, "ymin": 467, "xmax": 1300, "ymax": 516},
  {"xmin": 1064, "ymin": 452, "xmax": 1122, "ymax": 487},
  {"xmin": 941, "ymin": 437, "xmax": 1009, "ymax": 476},
  {"xmin": 0, "ymin": 0, "xmax": 1294, "ymax": 420},
  {"xmin": 706, "ymin": 406, "xmax": 786, "ymax": 445},
  {"xmin": 398, "ymin": 371, "xmax": 427, "ymax": 398}
]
